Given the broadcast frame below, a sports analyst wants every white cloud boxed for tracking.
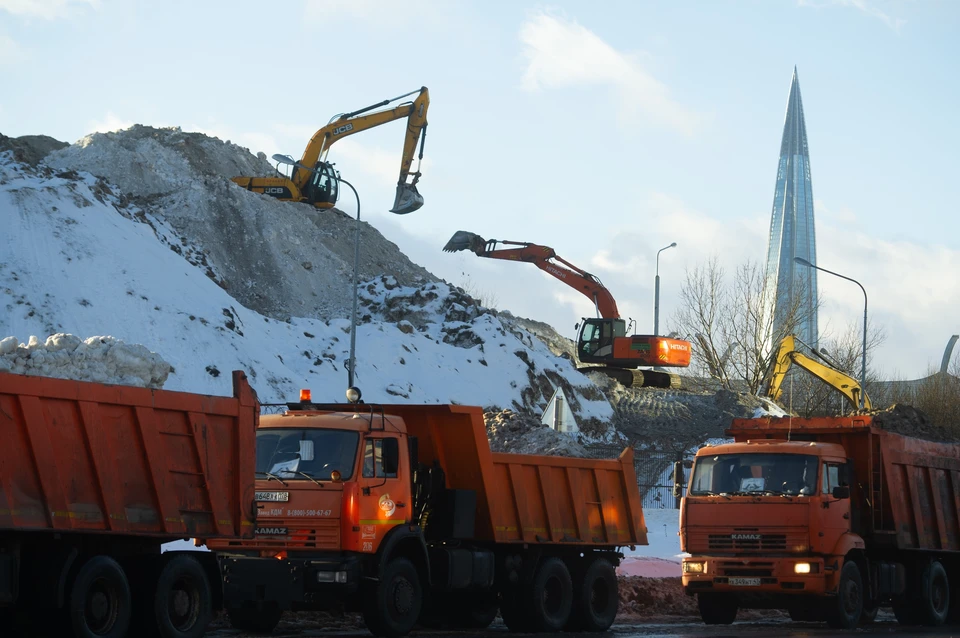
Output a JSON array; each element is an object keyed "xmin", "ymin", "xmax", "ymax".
[
  {"xmin": 0, "ymin": 0, "xmax": 99, "ymax": 20},
  {"xmin": 0, "ymin": 34, "xmax": 26, "ymax": 66},
  {"xmin": 797, "ymin": 0, "xmax": 905, "ymax": 33},
  {"xmin": 519, "ymin": 10, "xmax": 699, "ymax": 136},
  {"xmin": 87, "ymin": 112, "xmax": 135, "ymax": 134}
]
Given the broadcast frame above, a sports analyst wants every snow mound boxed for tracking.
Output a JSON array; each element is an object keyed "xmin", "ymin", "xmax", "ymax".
[
  {"xmin": 0, "ymin": 334, "xmax": 172, "ymax": 388},
  {"xmin": 44, "ymin": 125, "xmax": 435, "ymax": 323}
]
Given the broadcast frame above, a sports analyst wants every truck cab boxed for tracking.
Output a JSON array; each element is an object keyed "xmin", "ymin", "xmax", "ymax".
[
  {"xmin": 208, "ymin": 403, "xmax": 425, "ymax": 634},
  {"xmin": 680, "ymin": 438, "xmax": 863, "ymax": 626}
]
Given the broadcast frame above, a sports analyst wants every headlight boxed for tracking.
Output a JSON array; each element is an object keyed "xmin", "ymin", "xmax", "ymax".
[
  {"xmin": 683, "ymin": 561, "xmax": 706, "ymax": 574},
  {"xmin": 794, "ymin": 562, "xmax": 812, "ymax": 574}
]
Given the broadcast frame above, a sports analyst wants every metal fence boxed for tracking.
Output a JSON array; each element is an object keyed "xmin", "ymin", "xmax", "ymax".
[{"xmin": 583, "ymin": 444, "xmax": 683, "ymax": 510}]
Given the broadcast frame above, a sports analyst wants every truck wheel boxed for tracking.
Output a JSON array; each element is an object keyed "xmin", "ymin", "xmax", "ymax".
[
  {"xmin": 697, "ymin": 593, "xmax": 737, "ymax": 625},
  {"xmin": 919, "ymin": 560, "xmax": 950, "ymax": 626},
  {"xmin": 527, "ymin": 557, "xmax": 573, "ymax": 632},
  {"xmin": 227, "ymin": 605, "xmax": 282, "ymax": 633},
  {"xmin": 499, "ymin": 590, "xmax": 532, "ymax": 632},
  {"xmin": 824, "ymin": 560, "xmax": 863, "ymax": 629},
  {"xmin": 153, "ymin": 556, "xmax": 213, "ymax": 638},
  {"xmin": 362, "ymin": 557, "xmax": 422, "ymax": 638},
  {"xmin": 570, "ymin": 557, "xmax": 618, "ymax": 632},
  {"xmin": 67, "ymin": 555, "xmax": 132, "ymax": 638}
]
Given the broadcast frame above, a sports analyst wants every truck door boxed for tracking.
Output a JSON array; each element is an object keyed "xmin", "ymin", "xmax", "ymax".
[
  {"xmin": 820, "ymin": 459, "xmax": 851, "ymax": 550},
  {"xmin": 358, "ymin": 436, "xmax": 407, "ymax": 554}
]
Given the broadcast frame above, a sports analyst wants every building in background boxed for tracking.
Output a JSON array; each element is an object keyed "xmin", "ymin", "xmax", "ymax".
[{"xmin": 764, "ymin": 67, "xmax": 819, "ymax": 348}]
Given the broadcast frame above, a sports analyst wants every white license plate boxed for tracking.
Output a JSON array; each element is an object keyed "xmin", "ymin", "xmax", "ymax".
[{"xmin": 729, "ymin": 577, "xmax": 761, "ymax": 586}]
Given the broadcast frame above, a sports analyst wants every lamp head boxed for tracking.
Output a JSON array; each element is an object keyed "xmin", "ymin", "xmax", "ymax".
[{"xmin": 794, "ymin": 257, "xmax": 812, "ymax": 267}]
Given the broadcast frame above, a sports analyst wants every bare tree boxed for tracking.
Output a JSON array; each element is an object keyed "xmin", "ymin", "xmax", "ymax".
[{"xmin": 672, "ymin": 256, "xmax": 815, "ymax": 395}]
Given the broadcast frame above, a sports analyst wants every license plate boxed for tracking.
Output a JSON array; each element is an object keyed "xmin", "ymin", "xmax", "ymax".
[
  {"xmin": 729, "ymin": 577, "xmax": 761, "ymax": 586},
  {"xmin": 255, "ymin": 491, "xmax": 289, "ymax": 502}
]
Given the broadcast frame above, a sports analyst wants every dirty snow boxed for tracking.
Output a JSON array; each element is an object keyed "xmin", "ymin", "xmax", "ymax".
[{"xmin": 0, "ymin": 334, "xmax": 171, "ymax": 387}]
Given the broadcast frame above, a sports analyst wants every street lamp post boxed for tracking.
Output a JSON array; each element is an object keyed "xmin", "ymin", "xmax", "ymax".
[
  {"xmin": 794, "ymin": 257, "xmax": 868, "ymax": 410},
  {"xmin": 654, "ymin": 242, "xmax": 677, "ymax": 336},
  {"xmin": 271, "ymin": 154, "xmax": 362, "ymax": 392}
]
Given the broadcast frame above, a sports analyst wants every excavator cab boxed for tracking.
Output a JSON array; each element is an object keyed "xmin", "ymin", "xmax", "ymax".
[
  {"xmin": 577, "ymin": 318, "xmax": 626, "ymax": 363},
  {"xmin": 303, "ymin": 161, "xmax": 340, "ymax": 208}
]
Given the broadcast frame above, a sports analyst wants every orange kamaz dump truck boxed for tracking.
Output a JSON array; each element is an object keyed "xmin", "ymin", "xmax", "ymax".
[
  {"xmin": 678, "ymin": 414, "xmax": 960, "ymax": 630},
  {"xmin": 209, "ymin": 393, "xmax": 647, "ymax": 637},
  {"xmin": 0, "ymin": 370, "xmax": 258, "ymax": 638}
]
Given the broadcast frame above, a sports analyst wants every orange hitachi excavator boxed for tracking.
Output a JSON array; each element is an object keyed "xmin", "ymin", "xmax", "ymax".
[{"xmin": 443, "ymin": 231, "xmax": 691, "ymax": 389}]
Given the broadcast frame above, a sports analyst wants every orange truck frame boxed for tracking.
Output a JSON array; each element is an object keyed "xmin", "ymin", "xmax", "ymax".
[
  {"xmin": 0, "ymin": 370, "xmax": 258, "ymax": 638},
  {"xmin": 208, "ymin": 396, "xmax": 647, "ymax": 637},
  {"xmin": 678, "ymin": 414, "xmax": 960, "ymax": 629}
]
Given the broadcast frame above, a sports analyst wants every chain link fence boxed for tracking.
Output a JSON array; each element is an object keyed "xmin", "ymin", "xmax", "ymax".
[{"xmin": 583, "ymin": 444, "xmax": 683, "ymax": 510}]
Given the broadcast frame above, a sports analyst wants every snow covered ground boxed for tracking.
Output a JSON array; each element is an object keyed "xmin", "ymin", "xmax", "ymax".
[{"xmin": 0, "ymin": 151, "xmax": 611, "ymax": 423}]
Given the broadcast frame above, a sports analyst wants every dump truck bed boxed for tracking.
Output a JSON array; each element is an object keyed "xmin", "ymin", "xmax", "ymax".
[
  {"xmin": 0, "ymin": 370, "xmax": 258, "ymax": 540},
  {"xmin": 730, "ymin": 415, "xmax": 960, "ymax": 553},
  {"xmin": 384, "ymin": 404, "xmax": 647, "ymax": 547}
]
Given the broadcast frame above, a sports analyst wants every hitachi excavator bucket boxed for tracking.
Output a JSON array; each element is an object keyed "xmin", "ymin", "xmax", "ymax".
[
  {"xmin": 442, "ymin": 230, "xmax": 486, "ymax": 253},
  {"xmin": 390, "ymin": 183, "xmax": 424, "ymax": 215}
]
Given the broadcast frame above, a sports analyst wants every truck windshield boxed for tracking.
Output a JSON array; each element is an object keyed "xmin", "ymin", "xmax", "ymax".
[
  {"xmin": 690, "ymin": 453, "xmax": 819, "ymax": 496},
  {"xmin": 256, "ymin": 429, "xmax": 359, "ymax": 481}
]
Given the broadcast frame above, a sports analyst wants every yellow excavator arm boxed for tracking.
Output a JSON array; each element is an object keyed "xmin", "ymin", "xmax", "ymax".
[
  {"xmin": 766, "ymin": 335, "xmax": 871, "ymax": 411},
  {"xmin": 294, "ymin": 87, "xmax": 429, "ymax": 213},
  {"xmin": 232, "ymin": 87, "xmax": 429, "ymax": 214}
]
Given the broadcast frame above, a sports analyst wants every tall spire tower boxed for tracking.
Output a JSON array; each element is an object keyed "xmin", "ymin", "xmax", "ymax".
[{"xmin": 765, "ymin": 66, "xmax": 818, "ymax": 348}]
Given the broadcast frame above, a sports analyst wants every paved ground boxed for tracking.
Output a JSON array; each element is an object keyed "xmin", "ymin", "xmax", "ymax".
[{"xmin": 205, "ymin": 617, "xmax": 960, "ymax": 638}]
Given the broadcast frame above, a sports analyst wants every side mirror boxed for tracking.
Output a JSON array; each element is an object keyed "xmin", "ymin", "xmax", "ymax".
[
  {"xmin": 672, "ymin": 460, "xmax": 685, "ymax": 498},
  {"xmin": 382, "ymin": 438, "xmax": 400, "ymax": 475},
  {"xmin": 832, "ymin": 485, "xmax": 850, "ymax": 499}
]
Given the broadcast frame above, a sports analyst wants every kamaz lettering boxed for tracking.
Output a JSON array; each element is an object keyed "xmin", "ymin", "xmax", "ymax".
[{"xmin": 731, "ymin": 534, "xmax": 761, "ymax": 541}]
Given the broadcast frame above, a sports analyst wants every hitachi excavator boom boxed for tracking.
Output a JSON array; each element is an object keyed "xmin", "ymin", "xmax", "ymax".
[{"xmin": 444, "ymin": 230, "xmax": 692, "ymax": 389}]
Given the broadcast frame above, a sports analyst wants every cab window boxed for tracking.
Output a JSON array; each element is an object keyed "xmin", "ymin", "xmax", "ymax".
[
  {"xmin": 362, "ymin": 438, "xmax": 398, "ymax": 479},
  {"xmin": 821, "ymin": 463, "xmax": 841, "ymax": 494}
]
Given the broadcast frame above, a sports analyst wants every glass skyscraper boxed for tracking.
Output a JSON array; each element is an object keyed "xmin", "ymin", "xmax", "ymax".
[{"xmin": 765, "ymin": 67, "xmax": 818, "ymax": 348}]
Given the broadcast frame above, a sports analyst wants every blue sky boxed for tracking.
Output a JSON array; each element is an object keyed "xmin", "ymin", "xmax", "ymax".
[{"xmin": 2, "ymin": 0, "xmax": 958, "ymax": 378}]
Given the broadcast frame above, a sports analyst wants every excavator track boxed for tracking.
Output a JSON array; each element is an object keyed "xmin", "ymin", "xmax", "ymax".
[{"xmin": 578, "ymin": 367, "xmax": 682, "ymax": 390}]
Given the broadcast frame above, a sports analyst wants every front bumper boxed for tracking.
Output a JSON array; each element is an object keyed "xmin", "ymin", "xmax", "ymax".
[
  {"xmin": 218, "ymin": 553, "xmax": 363, "ymax": 610},
  {"xmin": 682, "ymin": 555, "xmax": 831, "ymax": 599}
]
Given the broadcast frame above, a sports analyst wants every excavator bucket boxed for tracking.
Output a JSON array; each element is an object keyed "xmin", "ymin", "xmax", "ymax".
[
  {"xmin": 442, "ymin": 230, "xmax": 486, "ymax": 254},
  {"xmin": 390, "ymin": 183, "xmax": 424, "ymax": 215}
]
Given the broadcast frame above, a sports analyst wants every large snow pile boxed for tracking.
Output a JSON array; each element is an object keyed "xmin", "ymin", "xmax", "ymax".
[
  {"xmin": 0, "ymin": 146, "xmax": 615, "ymax": 437},
  {"xmin": 0, "ymin": 334, "xmax": 171, "ymax": 387},
  {"xmin": 44, "ymin": 125, "xmax": 435, "ymax": 323}
]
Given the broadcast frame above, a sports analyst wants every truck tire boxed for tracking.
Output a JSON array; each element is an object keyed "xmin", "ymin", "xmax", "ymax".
[
  {"xmin": 697, "ymin": 592, "xmax": 737, "ymax": 625},
  {"xmin": 67, "ymin": 555, "xmax": 132, "ymax": 638},
  {"xmin": 362, "ymin": 557, "xmax": 422, "ymax": 638},
  {"xmin": 499, "ymin": 590, "xmax": 532, "ymax": 632},
  {"xmin": 526, "ymin": 557, "xmax": 573, "ymax": 632},
  {"xmin": 569, "ymin": 557, "xmax": 618, "ymax": 632},
  {"xmin": 919, "ymin": 560, "xmax": 950, "ymax": 626},
  {"xmin": 153, "ymin": 555, "xmax": 213, "ymax": 638},
  {"xmin": 824, "ymin": 560, "xmax": 863, "ymax": 629},
  {"xmin": 227, "ymin": 604, "xmax": 282, "ymax": 633}
]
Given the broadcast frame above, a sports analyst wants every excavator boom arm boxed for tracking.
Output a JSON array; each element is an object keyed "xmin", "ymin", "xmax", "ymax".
[
  {"xmin": 295, "ymin": 87, "xmax": 429, "ymax": 189},
  {"xmin": 766, "ymin": 335, "xmax": 870, "ymax": 410},
  {"xmin": 443, "ymin": 233, "xmax": 619, "ymax": 318}
]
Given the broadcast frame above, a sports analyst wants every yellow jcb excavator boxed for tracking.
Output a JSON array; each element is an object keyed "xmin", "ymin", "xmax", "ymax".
[
  {"xmin": 232, "ymin": 87, "xmax": 429, "ymax": 214},
  {"xmin": 764, "ymin": 335, "xmax": 871, "ymax": 411}
]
